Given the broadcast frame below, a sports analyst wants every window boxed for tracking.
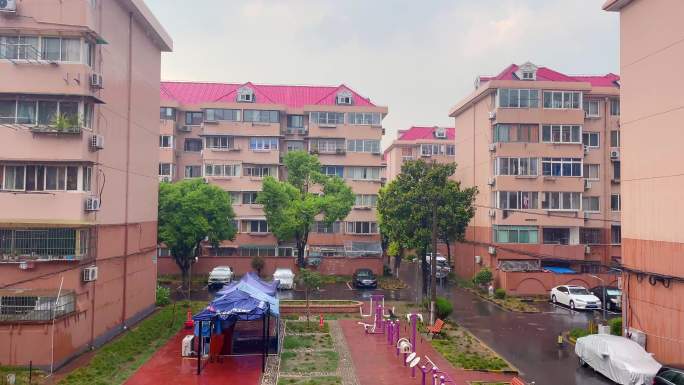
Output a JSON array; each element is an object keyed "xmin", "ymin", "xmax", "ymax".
[
  {"xmin": 345, "ymin": 167, "xmax": 382, "ymax": 181},
  {"xmin": 496, "ymin": 191, "xmax": 539, "ymax": 210},
  {"xmin": 204, "ymin": 163, "xmax": 240, "ymax": 177},
  {"xmin": 495, "ymin": 157, "xmax": 538, "ymax": 176},
  {"xmin": 183, "ymin": 138, "xmax": 202, "ymax": 152},
  {"xmin": 541, "ymin": 192, "xmax": 581, "ymax": 211},
  {"xmin": 287, "ymin": 115, "xmax": 304, "ymax": 128},
  {"xmin": 3, "ymin": 165, "xmax": 25, "ymax": 190},
  {"xmin": 41, "ymin": 37, "xmax": 61, "ymax": 61},
  {"xmin": 611, "ymin": 194, "xmax": 620, "ymax": 211},
  {"xmin": 610, "ymin": 130, "xmax": 620, "ymax": 147},
  {"xmin": 0, "ymin": 99, "xmax": 88, "ymax": 126},
  {"xmin": 355, "ymin": 194, "xmax": 378, "ymax": 207},
  {"xmin": 492, "ymin": 226, "xmax": 538, "ymax": 244},
  {"xmin": 61, "ymin": 38, "xmax": 81, "ymax": 62},
  {"xmin": 611, "ymin": 225, "xmax": 621, "ymax": 244},
  {"xmin": 204, "ymin": 108, "xmax": 240, "ymax": 122},
  {"xmin": 543, "ymin": 91, "xmax": 582, "ymax": 109},
  {"xmin": 492, "ymin": 124, "xmax": 539, "ymax": 143},
  {"xmin": 420, "ymin": 144, "xmax": 446, "ymax": 157},
  {"xmin": 582, "ymin": 132, "xmax": 600, "ymax": 148},
  {"xmin": 583, "ymin": 164, "xmax": 600, "ymax": 180},
  {"xmin": 239, "ymin": 247, "xmax": 277, "ymax": 257},
  {"xmin": 498, "ymin": 89, "xmax": 539, "ymax": 108},
  {"xmin": 237, "ymin": 87, "xmax": 254, "ymax": 103},
  {"xmin": 522, "ymin": 71, "xmax": 534, "ymax": 80},
  {"xmin": 83, "ymin": 103, "xmax": 93, "ymax": 128},
  {"xmin": 541, "ymin": 158, "xmax": 582, "ymax": 177},
  {"xmin": 84, "ymin": 42, "xmax": 94, "ymax": 66},
  {"xmin": 314, "ymin": 221, "xmax": 341, "ymax": 233},
  {"xmin": 244, "ymin": 165, "xmax": 275, "ymax": 178},
  {"xmin": 185, "ymin": 112, "xmax": 203, "ymax": 125},
  {"xmin": 613, "ymin": 161, "xmax": 621, "ymax": 180},
  {"xmin": 249, "ymin": 137, "xmax": 278, "ymax": 151},
  {"xmin": 286, "ymin": 141, "xmax": 305, "ymax": 152},
  {"xmin": 446, "ymin": 145, "xmax": 455, "ymax": 156},
  {"xmin": 244, "ymin": 110, "xmax": 279, "ymax": 123},
  {"xmin": 580, "ymin": 228, "xmax": 602, "ymax": 245},
  {"xmin": 159, "ymin": 135, "xmax": 173, "ymax": 148},
  {"xmin": 543, "ymin": 228, "xmax": 571, "ymax": 245},
  {"xmin": 541, "ymin": 125, "xmax": 581, "ymax": 143},
  {"xmin": 184, "ymin": 165, "xmax": 202, "ymax": 178},
  {"xmin": 242, "ymin": 192, "xmax": 259, "ymax": 204},
  {"xmin": 347, "ymin": 139, "xmax": 380, "ymax": 154},
  {"xmin": 310, "ymin": 138, "xmax": 345, "ymax": 153},
  {"xmin": 309, "ymin": 111, "xmax": 345, "ymax": 125},
  {"xmin": 0, "ymin": 36, "xmax": 39, "ymax": 60},
  {"xmin": 584, "ymin": 100, "xmax": 600, "ymax": 117},
  {"xmin": 321, "ymin": 166, "xmax": 344, "ymax": 177},
  {"xmin": 158, "ymin": 163, "xmax": 172, "ymax": 177},
  {"xmin": 610, "ymin": 99, "xmax": 620, "ymax": 116},
  {"xmin": 242, "ymin": 220, "xmax": 268, "ymax": 233},
  {"xmin": 336, "ymin": 91, "xmax": 353, "ymax": 105},
  {"xmin": 348, "ymin": 112, "xmax": 381, "ymax": 125},
  {"xmin": 82, "ymin": 166, "xmax": 92, "ymax": 192},
  {"xmin": 346, "ymin": 221, "xmax": 378, "ymax": 234},
  {"xmin": 205, "ymin": 136, "xmax": 235, "ymax": 150},
  {"xmin": 583, "ymin": 196, "xmax": 600, "ymax": 212}
]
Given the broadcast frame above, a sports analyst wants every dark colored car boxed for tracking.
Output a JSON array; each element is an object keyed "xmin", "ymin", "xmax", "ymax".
[
  {"xmin": 589, "ymin": 286, "xmax": 622, "ymax": 311},
  {"xmin": 654, "ymin": 366, "xmax": 684, "ymax": 385},
  {"xmin": 353, "ymin": 268, "xmax": 377, "ymax": 289}
]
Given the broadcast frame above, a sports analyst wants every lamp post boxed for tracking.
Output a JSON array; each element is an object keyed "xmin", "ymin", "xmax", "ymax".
[{"xmin": 589, "ymin": 274, "xmax": 606, "ymax": 321}]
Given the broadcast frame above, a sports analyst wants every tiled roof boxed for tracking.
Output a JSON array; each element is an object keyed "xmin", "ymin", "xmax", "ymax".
[
  {"xmin": 478, "ymin": 64, "xmax": 619, "ymax": 87},
  {"xmin": 398, "ymin": 126, "xmax": 455, "ymax": 141},
  {"xmin": 160, "ymin": 81, "xmax": 376, "ymax": 108}
]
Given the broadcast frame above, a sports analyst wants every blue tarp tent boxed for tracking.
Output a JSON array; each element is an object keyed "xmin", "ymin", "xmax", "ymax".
[
  {"xmin": 216, "ymin": 273, "xmax": 279, "ymax": 316},
  {"xmin": 193, "ymin": 289, "xmax": 269, "ymax": 323}
]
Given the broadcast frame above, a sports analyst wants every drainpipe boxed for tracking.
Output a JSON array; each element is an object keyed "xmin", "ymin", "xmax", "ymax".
[{"xmin": 121, "ymin": 11, "xmax": 133, "ymax": 326}]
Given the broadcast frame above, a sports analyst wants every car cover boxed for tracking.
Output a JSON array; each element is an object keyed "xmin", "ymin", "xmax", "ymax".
[{"xmin": 575, "ymin": 334, "xmax": 661, "ymax": 385}]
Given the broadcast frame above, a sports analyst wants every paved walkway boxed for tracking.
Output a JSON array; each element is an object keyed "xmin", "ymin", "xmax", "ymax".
[
  {"xmin": 124, "ymin": 330, "xmax": 262, "ymax": 385},
  {"xmin": 339, "ymin": 319, "xmax": 513, "ymax": 385},
  {"xmin": 330, "ymin": 320, "xmax": 360, "ymax": 385}
]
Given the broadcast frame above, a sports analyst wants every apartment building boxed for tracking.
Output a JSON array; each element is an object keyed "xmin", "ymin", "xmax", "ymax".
[
  {"xmin": 449, "ymin": 62, "xmax": 621, "ymax": 294},
  {"xmin": 605, "ymin": 0, "xmax": 684, "ymax": 365},
  {"xmin": 384, "ymin": 126, "xmax": 455, "ymax": 182},
  {"xmin": 0, "ymin": 0, "xmax": 171, "ymax": 368},
  {"xmin": 158, "ymin": 82, "xmax": 387, "ymax": 275}
]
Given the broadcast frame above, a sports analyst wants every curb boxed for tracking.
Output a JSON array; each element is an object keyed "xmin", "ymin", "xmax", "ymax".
[{"xmin": 465, "ymin": 289, "xmax": 539, "ymax": 314}]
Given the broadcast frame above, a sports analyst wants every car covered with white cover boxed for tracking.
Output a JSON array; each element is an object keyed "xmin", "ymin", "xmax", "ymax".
[
  {"xmin": 575, "ymin": 334, "xmax": 661, "ymax": 385},
  {"xmin": 273, "ymin": 268, "xmax": 295, "ymax": 290}
]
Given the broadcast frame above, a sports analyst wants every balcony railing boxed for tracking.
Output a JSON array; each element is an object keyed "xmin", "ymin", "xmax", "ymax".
[
  {"xmin": 0, "ymin": 227, "xmax": 95, "ymax": 263},
  {"xmin": 0, "ymin": 289, "xmax": 76, "ymax": 322}
]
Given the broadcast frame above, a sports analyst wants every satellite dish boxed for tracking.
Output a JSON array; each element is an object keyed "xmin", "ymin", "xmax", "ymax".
[
  {"xmin": 406, "ymin": 352, "xmax": 416, "ymax": 363},
  {"xmin": 410, "ymin": 356, "xmax": 421, "ymax": 368}
]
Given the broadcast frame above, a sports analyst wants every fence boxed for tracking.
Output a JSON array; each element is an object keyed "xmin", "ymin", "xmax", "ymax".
[{"xmin": 0, "ymin": 289, "xmax": 76, "ymax": 322}]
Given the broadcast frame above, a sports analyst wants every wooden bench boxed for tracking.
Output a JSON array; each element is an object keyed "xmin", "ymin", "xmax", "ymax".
[
  {"xmin": 427, "ymin": 319, "xmax": 445, "ymax": 339},
  {"xmin": 511, "ymin": 377, "xmax": 526, "ymax": 385}
]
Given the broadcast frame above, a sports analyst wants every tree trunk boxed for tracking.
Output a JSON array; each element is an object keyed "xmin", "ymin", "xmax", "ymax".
[
  {"xmin": 297, "ymin": 244, "xmax": 306, "ymax": 268},
  {"xmin": 394, "ymin": 255, "xmax": 402, "ymax": 278},
  {"xmin": 305, "ymin": 289, "xmax": 310, "ymax": 327},
  {"xmin": 445, "ymin": 238, "xmax": 452, "ymax": 265},
  {"xmin": 420, "ymin": 246, "xmax": 429, "ymax": 297}
]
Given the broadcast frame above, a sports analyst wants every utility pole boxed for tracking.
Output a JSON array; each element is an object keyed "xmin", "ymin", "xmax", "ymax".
[{"xmin": 429, "ymin": 160, "xmax": 438, "ymax": 325}]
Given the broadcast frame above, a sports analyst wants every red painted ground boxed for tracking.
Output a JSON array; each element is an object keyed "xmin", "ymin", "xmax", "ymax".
[
  {"xmin": 339, "ymin": 319, "xmax": 514, "ymax": 385},
  {"xmin": 124, "ymin": 330, "xmax": 262, "ymax": 385}
]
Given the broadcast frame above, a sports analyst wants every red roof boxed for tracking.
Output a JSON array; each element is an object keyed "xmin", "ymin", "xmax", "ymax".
[
  {"xmin": 160, "ymin": 81, "xmax": 376, "ymax": 108},
  {"xmin": 398, "ymin": 126, "xmax": 455, "ymax": 141},
  {"xmin": 479, "ymin": 64, "xmax": 619, "ymax": 87}
]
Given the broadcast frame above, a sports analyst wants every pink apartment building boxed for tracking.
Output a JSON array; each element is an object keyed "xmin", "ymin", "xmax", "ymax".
[
  {"xmin": 0, "ymin": 0, "xmax": 171, "ymax": 368},
  {"xmin": 157, "ymin": 82, "xmax": 388, "ymax": 276},
  {"xmin": 383, "ymin": 126, "xmax": 455, "ymax": 182},
  {"xmin": 449, "ymin": 62, "xmax": 622, "ymax": 295},
  {"xmin": 605, "ymin": 0, "xmax": 684, "ymax": 365}
]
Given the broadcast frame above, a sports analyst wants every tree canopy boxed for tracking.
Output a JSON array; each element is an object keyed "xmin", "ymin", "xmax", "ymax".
[
  {"xmin": 257, "ymin": 151, "xmax": 354, "ymax": 267},
  {"xmin": 158, "ymin": 179, "xmax": 236, "ymax": 282}
]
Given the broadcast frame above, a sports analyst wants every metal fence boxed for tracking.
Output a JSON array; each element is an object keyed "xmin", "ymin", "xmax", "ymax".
[
  {"xmin": 0, "ymin": 227, "xmax": 95, "ymax": 262},
  {"xmin": 0, "ymin": 290, "xmax": 76, "ymax": 322}
]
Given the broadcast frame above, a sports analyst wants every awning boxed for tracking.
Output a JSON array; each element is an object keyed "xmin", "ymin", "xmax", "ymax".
[{"xmin": 544, "ymin": 266, "xmax": 577, "ymax": 274}]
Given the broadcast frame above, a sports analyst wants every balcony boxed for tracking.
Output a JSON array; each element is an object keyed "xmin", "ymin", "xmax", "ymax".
[
  {"xmin": 0, "ymin": 191, "xmax": 96, "ymax": 223},
  {"xmin": 0, "ymin": 227, "xmax": 95, "ymax": 263},
  {"xmin": 0, "ymin": 289, "xmax": 77, "ymax": 323},
  {"xmin": 0, "ymin": 61, "xmax": 98, "ymax": 98},
  {"xmin": 202, "ymin": 121, "xmax": 281, "ymax": 137},
  {"xmin": 308, "ymin": 123, "xmax": 382, "ymax": 140}
]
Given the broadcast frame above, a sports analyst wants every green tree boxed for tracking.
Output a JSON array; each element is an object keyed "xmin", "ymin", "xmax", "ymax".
[
  {"xmin": 257, "ymin": 151, "xmax": 354, "ymax": 267},
  {"xmin": 158, "ymin": 179, "xmax": 236, "ymax": 286},
  {"xmin": 298, "ymin": 268, "xmax": 323, "ymax": 326},
  {"xmin": 251, "ymin": 256, "xmax": 265, "ymax": 277},
  {"xmin": 438, "ymin": 182, "xmax": 477, "ymax": 264}
]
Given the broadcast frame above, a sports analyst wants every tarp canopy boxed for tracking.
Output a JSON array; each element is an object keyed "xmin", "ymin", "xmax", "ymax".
[
  {"xmin": 215, "ymin": 272, "xmax": 279, "ymax": 315},
  {"xmin": 193, "ymin": 289, "xmax": 269, "ymax": 323},
  {"xmin": 241, "ymin": 272, "xmax": 279, "ymax": 296},
  {"xmin": 544, "ymin": 266, "xmax": 577, "ymax": 274}
]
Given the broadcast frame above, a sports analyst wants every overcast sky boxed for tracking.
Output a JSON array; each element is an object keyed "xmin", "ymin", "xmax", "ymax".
[{"xmin": 146, "ymin": 0, "xmax": 619, "ymax": 148}]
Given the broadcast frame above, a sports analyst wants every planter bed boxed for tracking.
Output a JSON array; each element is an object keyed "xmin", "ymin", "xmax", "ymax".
[{"xmin": 280, "ymin": 300, "xmax": 362, "ymax": 315}]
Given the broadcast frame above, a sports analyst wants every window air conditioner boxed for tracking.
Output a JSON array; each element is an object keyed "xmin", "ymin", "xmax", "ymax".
[
  {"xmin": 488, "ymin": 209, "xmax": 496, "ymax": 218},
  {"xmin": 85, "ymin": 196, "xmax": 101, "ymax": 211},
  {"xmin": 487, "ymin": 177, "xmax": 495, "ymax": 186},
  {"xmin": 90, "ymin": 134, "xmax": 104, "ymax": 150},
  {"xmin": 585, "ymin": 245, "xmax": 591, "ymax": 255},
  {"xmin": 0, "ymin": 0, "xmax": 17, "ymax": 13},
  {"xmin": 488, "ymin": 246, "xmax": 496, "ymax": 255},
  {"xmin": 488, "ymin": 143, "xmax": 497, "ymax": 152},
  {"xmin": 90, "ymin": 73, "xmax": 103, "ymax": 89},
  {"xmin": 488, "ymin": 111, "xmax": 496, "ymax": 120},
  {"xmin": 83, "ymin": 266, "xmax": 98, "ymax": 282},
  {"xmin": 584, "ymin": 179, "xmax": 592, "ymax": 190},
  {"xmin": 475, "ymin": 255, "xmax": 482, "ymax": 264},
  {"xmin": 583, "ymin": 145, "xmax": 589, "ymax": 154},
  {"xmin": 610, "ymin": 149, "xmax": 620, "ymax": 159}
]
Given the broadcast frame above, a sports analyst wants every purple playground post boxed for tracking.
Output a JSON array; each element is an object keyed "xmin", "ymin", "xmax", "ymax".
[
  {"xmin": 410, "ymin": 314, "xmax": 417, "ymax": 377},
  {"xmin": 440, "ymin": 375, "xmax": 445, "ymax": 385},
  {"xmin": 375, "ymin": 304, "xmax": 383, "ymax": 333},
  {"xmin": 420, "ymin": 365, "xmax": 427, "ymax": 385}
]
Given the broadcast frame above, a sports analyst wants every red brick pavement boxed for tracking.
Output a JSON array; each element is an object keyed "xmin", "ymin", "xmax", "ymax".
[{"xmin": 339, "ymin": 319, "xmax": 514, "ymax": 385}]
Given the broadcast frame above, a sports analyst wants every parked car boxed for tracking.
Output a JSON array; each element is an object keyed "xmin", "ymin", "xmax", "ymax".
[
  {"xmin": 654, "ymin": 366, "xmax": 684, "ymax": 385},
  {"xmin": 352, "ymin": 268, "xmax": 378, "ymax": 289},
  {"xmin": 273, "ymin": 268, "xmax": 295, "ymax": 290},
  {"xmin": 426, "ymin": 253, "xmax": 451, "ymax": 279},
  {"xmin": 208, "ymin": 266, "xmax": 233, "ymax": 289},
  {"xmin": 550, "ymin": 285, "xmax": 601, "ymax": 310},
  {"xmin": 575, "ymin": 334, "xmax": 661, "ymax": 385},
  {"xmin": 590, "ymin": 286, "xmax": 622, "ymax": 311}
]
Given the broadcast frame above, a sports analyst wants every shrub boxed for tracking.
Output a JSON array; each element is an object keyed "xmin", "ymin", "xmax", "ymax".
[
  {"xmin": 472, "ymin": 267, "xmax": 493, "ymax": 287},
  {"xmin": 609, "ymin": 317, "xmax": 622, "ymax": 336},
  {"xmin": 494, "ymin": 288, "xmax": 506, "ymax": 299},
  {"xmin": 155, "ymin": 285, "xmax": 170, "ymax": 306},
  {"xmin": 569, "ymin": 327, "xmax": 591, "ymax": 340},
  {"xmin": 435, "ymin": 296, "xmax": 453, "ymax": 320},
  {"xmin": 251, "ymin": 256, "xmax": 265, "ymax": 276}
]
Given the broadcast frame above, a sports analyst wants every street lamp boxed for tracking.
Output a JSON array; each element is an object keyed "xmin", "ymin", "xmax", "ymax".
[{"xmin": 589, "ymin": 274, "xmax": 606, "ymax": 321}]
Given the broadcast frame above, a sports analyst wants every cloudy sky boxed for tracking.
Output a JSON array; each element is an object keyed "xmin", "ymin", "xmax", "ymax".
[{"xmin": 146, "ymin": 0, "xmax": 619, "ymax": 148}]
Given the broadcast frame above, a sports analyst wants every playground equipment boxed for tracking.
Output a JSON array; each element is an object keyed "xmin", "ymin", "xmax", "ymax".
[{"xmin": 357, "ymin": 294, "xmax": 395, "ymax": 334}]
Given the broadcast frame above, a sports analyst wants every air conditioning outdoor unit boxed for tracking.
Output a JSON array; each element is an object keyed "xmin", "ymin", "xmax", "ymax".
[
  {"xmin": 488, "ymin": 246, "xmax": 496, "ymax": 255},
  {"xmin": 584, "ymin": 179, "xmax": 592, "ymax": 190},
  {"xmin": 583, "ymin": 145, "xmax": 589, "ymax": 154},
  {"xmin": 83, "ymin": 266, "xmax": 98, "ymax": 282},
  {"xmin": 488, "ymin": 111, "xmax": 496, "ymax": 120},
  {"xmin": 488, "ymin": 209, "xmax": 496, "ymax": 218},
  {"xmin": 90, "ymin": 134, "xmax": 104, "ymax": 150},
  {"xmin": 90, "ymin": 73, "xmax": 103, "ymax": 89},
  {"xmin": 488, "ymin": 143, "xmax": 497, "ymax": 152},
  {"xmin": 85, "ymin": 196, "xmax": 101, "ymax": 211},
  {"xmin": 487, "ymin": 177, "xmax": 495, "ymax": 186},
  {"xmin": 584, "ymin": 245, "xmax": 591, "ymax": 255},
  {"xmin": 610, "ymin": 149, "xmax": 620, "ymax": 159},
  {"xmin": 0, "ymin": 0, "xmax": 17, "ymax": 13},
  {"xmin": 475, "ymin": 255, "xmax": 482, "ymax": 265},
  {"xmin": 159, "ymin": 176, "xmax": 171, "ymax": 183}
]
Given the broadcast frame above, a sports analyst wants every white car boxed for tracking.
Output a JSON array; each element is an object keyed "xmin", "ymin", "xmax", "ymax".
[
  {"xmin": 208, "ymin": 266, "xmax": 233, "ymax": 288},
  {"xmin": 550, "ymin": 285, "xmax": 601, "ymax": 310},
  {"xmin": 426, "ymin": 254, "xmax": 451, "ymax": 279},
  {"xmin": 273, "ymin": 268, "xmax": 295, "ymax": 290},
  {"xmin": 576, "ymin": 334, "xmax": 661, "ymax": 385}
]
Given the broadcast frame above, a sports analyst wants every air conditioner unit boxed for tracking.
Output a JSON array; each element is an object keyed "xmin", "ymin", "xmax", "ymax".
[
  {"xmin": 488, "ymin": 111, "xmax": 496, "ymax": 120},
  {"xmin": 610, "ymin": 149, "xmax": 620, "ymax": 159},
  {"xmin": 584, "ymin": 245, "xmax": 591, "ymax": 255},
  {"xmin": 90, "ymin": 73, "xmax": 103, "ymax": 89},
  {"xmin": 488, "ymin": 143, "xmax": 497, "ymax": 152},
  {"xmin": 90, "ymin": 134, "xmax": 104, "ymax": 150},
  {"xmin": 488, "ymin": 209, "xmax": 496, "ymax": 218},
  {"xmin": 487, "ymin": 177, "xmax": 495, "ymax": 186},
  {"xmin": 82, "ymin": 266, "xmax": 98, "ymax": 282},
  {"xmin": 85, "ymin": 196, "xmax": 101, "ymax": 211},
  {"xmin": 584, "ymin": 179, "xmax": 592, "ymax": 190},
  {"xmin": 475, "ymin": 255, "xmax": 482, "ymax": 264},
  {"xmin": 488, "ymin": 246, "xmax": 496, "ymax": 255},
  {"xmin": 0, "ymin": 0, "xmax": 17, "ymax": 13},
  {"xmin": 583, "ymin": 145, "xmax": 589, "ymax": 154},
  {"xmin": 159, "ymin": 176, "xmax": 171, "ymax": 183}
]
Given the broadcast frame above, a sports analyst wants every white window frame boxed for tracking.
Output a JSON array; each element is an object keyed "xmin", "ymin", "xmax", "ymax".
[
  {"xmin": 346, "ymin": 221, "xmax": 378, "ymax": 235},
  {"xmin": 497, "ymin": 88, "xmax": 540, "ymax": 108},
  {"xmin": 345, "ymin": 167, "xmax": 382, "ymax": 181},
  {"xmin": 582, "ymin": 132, "xmax": 600, "ymax": 148},
  {"xmin": 205, "ymin": 136, "xmax": 235, "ymax": 150},
  {"xmin": 583, "ymin": 164, "xmax": 600, "ymax": 180},
  {"xmin": 496, "ymin": 191, "xmax": 539, "ymax": 210},
  {"xmin": 541, "ymin": 192, "xmax": 582, "ymax": 211},
  {"xmin": 582, "ymin": 196, "xmax": 600, "ymax": 213},
  {"xmin": 159, "ymin": 135, "xmax": 173, "ymax": 149},
  {"xmin": 543, "ymin": 91, "xmax": 582, "ymax": 109},
  {"xmin": 541, "ymin": 125, "xmax": 582, "ymax": 144},
  {"xmin": 584, "ymin": 100, "xmax": 600, "ymax": 118},
  {"xmin": 495, "ymin": 157, "xmax": 538, "ymax": 177},
  {"xmin": 348, "ymin": 112, "xmax": 381, "ymax": 125},
  {"xmin": 204, "ymin": 163, "xmax": 240, "ymax": 177},
  {"xmin": 611, "ymin": 194, "xmax": 621, "ymax": 212},
  {"xmin": 355, "ymin": 194, "xmax": 378, "ymax": 207}
]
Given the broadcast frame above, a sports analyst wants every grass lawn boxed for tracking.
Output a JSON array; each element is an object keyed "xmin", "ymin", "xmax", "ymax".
[
  {"xmin": 281, "ymin": 300, "xmax": 359, "ymax": 306},
  {"xmin": 0, "ymin": 366, "xmax": 46, "ymax": 385},
  {"xmin": 283, "ymin": 334, "xmax": 333, "ymax": 350},
  {"xmin": 58, "ymin": 301, "xmax": 205, "ymax": 385},
  {"xmin": 319, "ymin": 275, "xmax": 351, "ymax": 285},
  {"xmin": 277, "ymin": 376, "xmax": 341, "ymax": 385},
  {"xmin": 431, "ymin": 324, "xmax": 512, "ymax": 372},
  {"xmin": 280, "ymin": 351, "xmax": 339, "ymax": 374},
  {"xmin": 378, "ymin": 276, "xmax": 407, "ymax": 290},
  {"xmin": 286, "ymin": 321, "xmax": 330, "ymax": 334}
]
